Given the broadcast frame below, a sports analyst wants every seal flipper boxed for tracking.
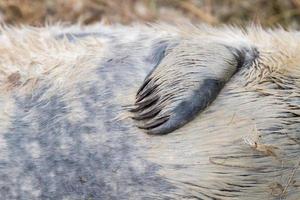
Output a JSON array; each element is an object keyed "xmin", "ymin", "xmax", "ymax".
[{"xmin": 131, "ymin": 39, "xmax": 257, "ymax": 135}]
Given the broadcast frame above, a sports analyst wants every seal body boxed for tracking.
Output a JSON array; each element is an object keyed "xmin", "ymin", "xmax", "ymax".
[{"xmin": 0, "ymin": 24, "xmax": 299, "ymax": 199}]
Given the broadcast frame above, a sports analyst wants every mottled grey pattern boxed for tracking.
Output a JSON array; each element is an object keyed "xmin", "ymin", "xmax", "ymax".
[{"xmin": 0, "ymin": 33, "xmax": 177, "ymax": 199}]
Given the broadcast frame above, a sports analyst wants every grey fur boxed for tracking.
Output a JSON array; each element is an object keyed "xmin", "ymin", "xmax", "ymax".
[
  {"xmin": 1, "ymin": 38, "xmax": 175, "ymax": 199},
  {"xmin": 0, "ymin": 24, "xmax": 298, "ymax": 200}
]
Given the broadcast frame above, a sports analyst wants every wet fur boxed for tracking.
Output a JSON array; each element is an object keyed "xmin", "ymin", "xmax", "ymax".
[{"xmin": 0, "ymin": 23, "xmax": 299, "ymax": 199}]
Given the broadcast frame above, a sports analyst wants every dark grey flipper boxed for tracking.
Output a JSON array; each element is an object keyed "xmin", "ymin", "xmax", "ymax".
[{"xmin": 131, "ymin": 39, "xmax": 258, "ymax": 135}]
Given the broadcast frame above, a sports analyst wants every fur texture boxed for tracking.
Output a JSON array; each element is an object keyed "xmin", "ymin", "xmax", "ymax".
[{"xmin": 0, "ymin": 23, "xmax": 299, "ymax": 199}]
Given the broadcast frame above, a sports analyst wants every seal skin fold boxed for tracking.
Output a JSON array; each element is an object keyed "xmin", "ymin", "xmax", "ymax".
[{"xmin": 131, "ymin": 40, "xmax": 259, "ymax": 135}]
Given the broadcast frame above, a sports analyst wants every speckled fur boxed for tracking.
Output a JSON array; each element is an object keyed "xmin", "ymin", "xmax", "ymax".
[{"xmin": 0, "ymin": 23, "xmax": 299, "ymax": 199}]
